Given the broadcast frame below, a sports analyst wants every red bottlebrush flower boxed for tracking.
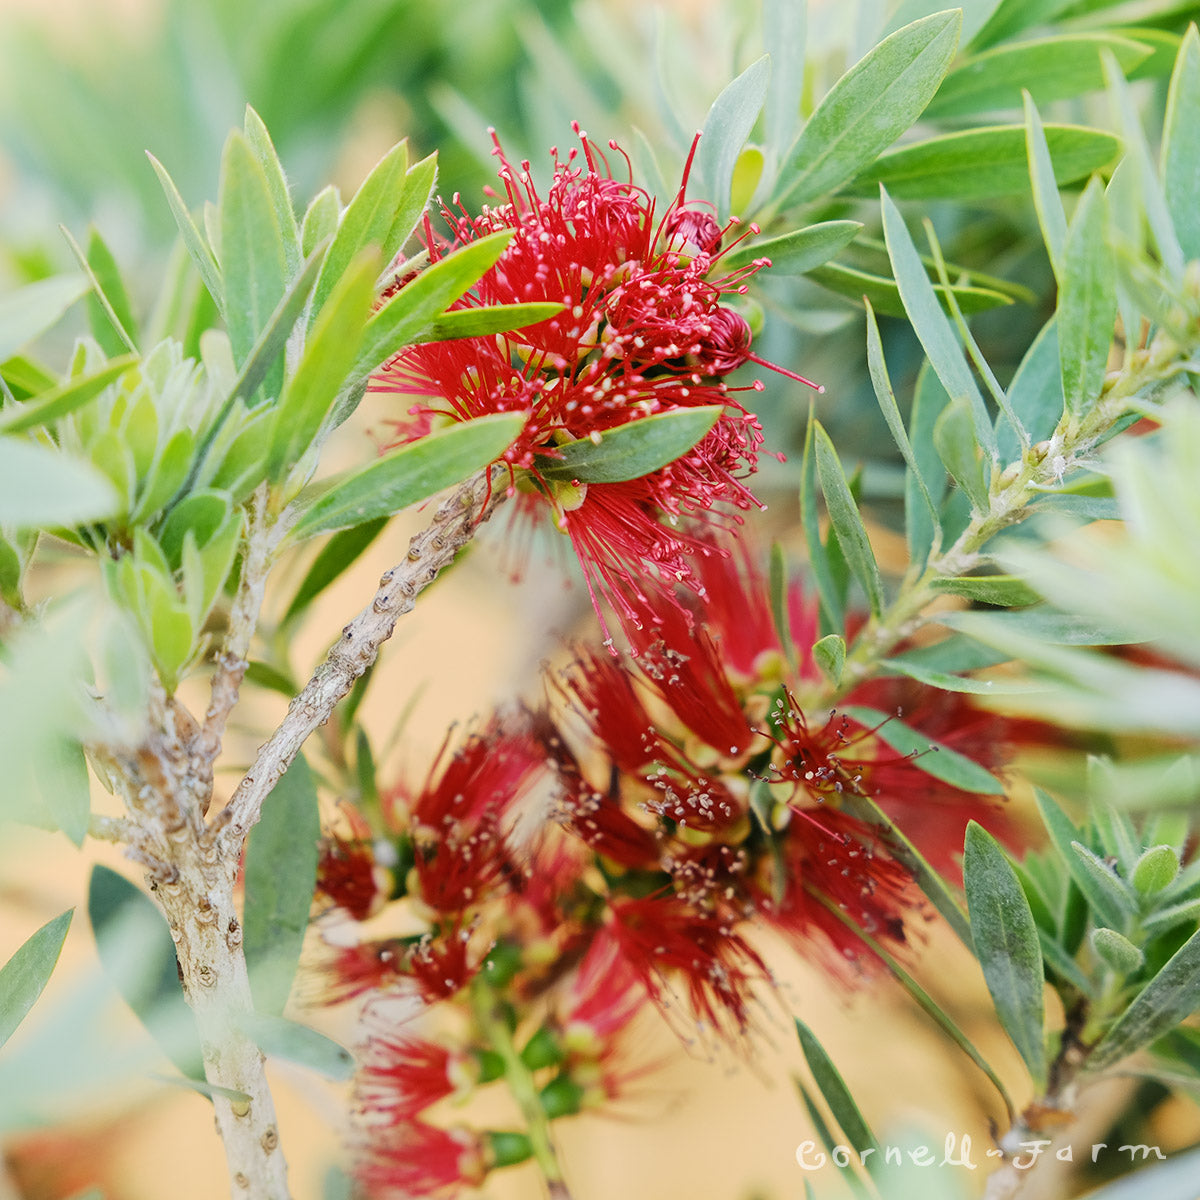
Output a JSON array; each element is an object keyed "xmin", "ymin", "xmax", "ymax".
[
  {"xmin": 320, "ymin": 939, "xmax": 407, "ymax": 1005},
  {"xmin": 607, "ymin": 893, "xmax": 769, "ymax": 1037},
  {"xmin": 405, "ymin": 923, "xmax": 484, "ymax": 1003},
  {"xmin": 355, "ymin": 1024, "xmax": 474, "ymax": 1120},
  {"xmin": 558, "ymin": 931, "xmax": 646, "ymax": 1053},
  {"xmin": 753, "ymin": 806, "xmax": 916, "ymax": 971},
  {"xmin": 316, "ymin": 834, "xmax": 381, "ymax": 921},
  {"xmin": 354, "ymin": 1120, "xmax": 488, "ymax": 1198},
  {"xmin": 407, "ymin": 722, "xmax": 543, "ymax": 918},
  {"xmin": 372, "ymin": 124, "xmax": 817, "ymax": 640}
]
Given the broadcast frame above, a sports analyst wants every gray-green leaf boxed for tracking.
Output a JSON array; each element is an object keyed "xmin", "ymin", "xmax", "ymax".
[{"xmin": 964, "ymin": 822, "xmax": 1047, "ymax": 1087}]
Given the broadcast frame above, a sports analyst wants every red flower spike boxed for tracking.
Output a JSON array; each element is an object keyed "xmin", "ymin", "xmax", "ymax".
[
  {"xmin": 320, "ymin": 939, "xmax": 407, "ymax": 1005},
  {"xmin": 558, "ymin": 931, "xmax": 646, "ymax": 1054},
  {"xmin": 355, "ymin": 1027, "xmax": 474, "ymax": 1121},
  {"xmin": 607, "ymin": 893, "xmax": 769, "ymax": 1038},
  {"xmin": 354, "ymin": 1120, "xmax": 488, "ymax": 1198},
  {"xmin": 373, "ymin": 125, "xmax": 817, "ymax": 641},
  {"xmin": 406, "ymin": 923, "xmax": 485, "ymax": 1002},
  {"xmin": 316, "ymin": 835, "xmax": 381, "ymax": 921}
]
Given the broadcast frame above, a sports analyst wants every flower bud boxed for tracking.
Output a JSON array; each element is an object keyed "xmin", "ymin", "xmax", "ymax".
[
  {"xmin": 1090, "ymin": 926, "xmax": 1144, "ymax": 975},
  {"xmin": 1132, "ymin": 844, "xmax": 1179, "ymax": 896}
]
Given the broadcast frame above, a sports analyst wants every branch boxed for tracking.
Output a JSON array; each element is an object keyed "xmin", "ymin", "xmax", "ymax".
[
  {"xmin": 211, "ymin": 468, "xmax": 508, "ymax": 853},
  {"xmin": 192, "ymin": 484, "xmax": 279, "ymax": 811}
]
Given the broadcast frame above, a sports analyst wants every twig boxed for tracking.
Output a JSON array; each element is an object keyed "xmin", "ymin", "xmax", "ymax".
[
  {"xmin": 211, "ymin": 468, "xmax": 508, "ymax": 853},
  {"xmin": 192, "ymin": 484, "xmax": 279, "ymax": 812}
]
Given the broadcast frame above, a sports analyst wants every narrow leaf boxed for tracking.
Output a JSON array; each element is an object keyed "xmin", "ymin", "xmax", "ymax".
[
  {"xmin": 1162, "ymin": 25, "xmax": 1200, "ymax": 262},
  {"xmin": 841, "ymin": 705, "xmax": 1003, "ymax": 793},
  {"xmin": 812, "ymin": 633, "xmax": 845, "ymax": 686},
  {"xmin": 218, "ymin": 131, "xmax": 289, "ymax": 397},
  {"xmin": 927, "ymin": 33, "xmax": 1153, "ymax": 118},
  {"xmin": 998, "ymin": 315, "xmax": 1064, "ymax": 463},
  {"xmin": 1024, "ymin": 96, "xmax": 1069, "ymax": 281},
  {"xmin": 807, "ymin": 260, "xmax": 1013, "ymax": 317},
  {"xmin": 1058, "ymin": 177, "xmax": 1116, "ymax": 421},
  {"xmin": 722, "ymin": 220, "xmax": 862, "ymax": 275},
  {"xmin": 0, "ymin": 356, "xmax": 136, "ymax": 435},
  {"xmin": 87, "ymin": 864, "xmax": 203, "ymax": 1079},
  {"xmin": 697, "ymin": 56, "xmax": 770, "ymax": 215},
  {"xmin": 813, "ymin": 422, "xmax": 883, "ymax": 616},
  {"xmin": 881, "ymin": 188, "xmax": 996, "ymax": 458},
  {"xmin": 763, "ymin": 0, "xmax": 806, "ymax": 157},
  {"xmin": 1088, "ymin": 925, "xmax": 1200, "ymax": 1071},
  {"xmin": 243, "ymin": 755, "xmax": 321, "ymax": 1016},
  {"xmin": 420, "ymin": 302, "xmax": 564, "ymax": 342},
  {"xmin": 535, "ymin": 407, "xmax": 721, "ymax": 485},
  {"xmin": 353, "ymin": 230, "xmax": 515, "ymax": 378},
  {"xmin": 844, "ymin": 123, "xmax": 1119, "ymax": 201},
  {"xmin": 964, "ymin": 822, "xmax": 1048, "ymax": 1087},
  {"xmin": 0, "ymin": 274, "xmax": 88, "ymax": 362},
  {"xmin": 34, "ymin": 738, "xmax": 91, "ymax": 848},
  {"xmin": 864, "ymin": 299, "xmax": 939, "ymax": 535},
  {"xmin": 1035, "ymin": 789, "xmax": 1128, "ymax": 931},
  {"xmin": 267, "ymin": 248, "xmax": 378, "ymax": 478},
  {"xmin": 147, "ymin": 154, "xmax": 222, "ymax": 306},
  {"xmin": 292, "ymin": 412, "xmax": 523, "ymax": 539},
  {"xmin": 776, "ymin": 11, "xmax": 962, "ymax": 207},
  {"xmin": 283, "ymin": 517, "xmax": 389, "ymax": 625},
  {"xmin": 242, "ymin": 106, "xmax": 302, "ymax": 277},
  {"xmin": 930, "ymin": 575, "xmax": 1041, "ymax": 606},
  {"xmin": 311, "ymin": 143, "xmax": 436, "ymax": 321},
  {"xmin": 239, "ymin": 1013, "xmax": 355, "ymax": 1080},
  {"xmin": 795, "ymin": 1019, "xmax": 880, "ymax": 1164},
  {"xmin": 800, "ymin": 411, "xmax": 845, "ymax": 633},
  {"xmin": 0, "ymin": 910, "xmax": 73, "ymax": 1049},
  {"xmin": 0, "ymin": 439, "xmax": 119, "ymax": 529},
  {"xmin": 934, "ymin": 397, "xmax": 990, "ymax": 511},
  {"xmin": 83, "ymin": 227, "xmax": 140, "ymax": 355}
]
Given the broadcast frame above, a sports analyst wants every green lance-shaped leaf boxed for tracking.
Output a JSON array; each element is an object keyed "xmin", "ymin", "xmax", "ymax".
[
  {"xmin": 1162, "ymin": 25, "xmax": 1200, "ymax": 263},
  {"xmin": 1058, "ymin": 176, "xmax": 1117, "ymax": 422},
  {"xmin": 301, "ymin": 185, "xmax": 341, "ymax": 260},
  {"xmin": 775, "ymin": 10, "xmax": 961, "ymax": 208},
  {"xmin": 238, "ymin": 1013, "xmax": 354, "ymax": 1080},
  {"xmin": 906, "ymin": 363, "xmax": 950, "ymax": 567},
  {"xmin": 534, "ymin": 406, "xmax": 721, "ymax": 485},
  {"xmin": 217, "ymin": 131, "xmax": 290, "ymax": 400},
  {"xmin": 147, "ymin": 153, "xmax": 223, "ymax": 308},
  {"xmin": 83, "ymin": 226, "xmax": 140, "ymax": 356},
  {"xmin": 813, "ymin": 422, "xmax": 884, "ymax": 617},
  {"xmin": 722, "ymin": 220, "xmax": 862, "ymax": 275},
  {"xmin": 794, "ymin": 1080, "xmax": 870, "ymax": 1197},
  {"xmin": 243, "ymin": 754, "xmax": 321, "ymax": 1016},
  {"xmin": 266, "ymin": 248, "xmax": 378, "ymax": 479},
  {"xmin": 352, "ymin": 229, "xmax": 516, "ymax": 378},
  {"xmin": 800, "ymin": 410, "xmax": 846, "ymax": 634},
  {"xmin": 1134, "ymin": 845, "xmax": 1180, "ymax": 897},
  {"xmin": 311, "ymin": 142, "xmax": 436, "ymax": 323},
  {"xmin": 242, "ymin": 106, "xmax": 302, "ymax": 279},
  {"xmin": 806, "ymin": 260, "xmax": 1013, "ymax": 317},
  {"xmin": 927, "ymin": 33, "xmax": 1153, "ymax": 118},
  {"xmin": 420, "ymin": 302, "xmax": 564, "ymax": 343},
  {"xmin": 0, "ymin": 438, "xmax": 120, "ymax": 529},
  {"xmin": 0, "ymin": 910, "xmax": 73, "ymax": 1049},
  {"xmin": 1024, "ymin": 97, "xmax": 1069, "ymax": 281},
  {"xmin": 87, "ymin": 864, "xmax": 204, "ymax": 1079},
  {"xmin": 1088, "ymin": 924, "xmax": 1200, "ymax": 1071},
  {"xmin": 1071, "ymin": 841, "xmax": 1139, "ymax": 923},
  {"xmin": 291, "ymin": 411, "xmax": 524, "ymax": 539},
  {"xmin": 998, "ymin": 315, "xmax": 1064, "ymax": 463},
  {"xmin": 282, "ymin": 517, "xmax": 388, "ymax": 625},
  {"xmin": 934, "ymin": 396, "xmax": 990, "ymax": 512},
  {"xmin": 963, "ymin": 822, "xmax": 1048, "ymax": 1087},
  {"xmin": 0, "ymin": 356, "xmax": 137, "ymax": 436},
  {"xmin": 843, "ymin": 123, "xmax": 1119, "ymax": 202},
  {"xmin": 812, "ymin": 633, "xmax": 845, "ymax": 686},
  {"xmin": 697, "ymin": 55, "xmax": 770, "ymax": 216},
  {"xmin": 0, "ymin": 274, "xmax": 88, "ymax": 363},
  {"xmin": 1034, "ymin": 789, "xmax": 1130, "ymax": 932},
  {"xmin": 763, "ymin": 0, "xmax": 806, "ymax": 157},
  {"xmin": 930, "ymin": 575, "xmax": 1041, "ymax": 607},
  {"xmin": 864, "ymin": 300, "xmax": 939, "ymax": 537},
  {"xmin": 841, "ymin": 705, "xmax": 1004, "ymax": 793},
  {"xmin": 768, "ymin": 541, "xmax": 795, "ymax": 665},
  {"xmin": 794, "ymin": 1019, "xmax": 881, "ymax": 1166},
  {"xmin": 881, "ymin": 187, "xmax": 996, "ymax": 460}
]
